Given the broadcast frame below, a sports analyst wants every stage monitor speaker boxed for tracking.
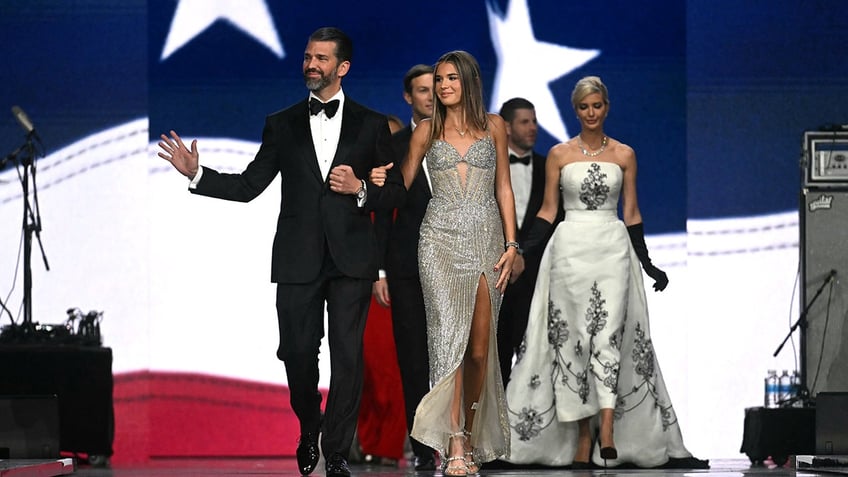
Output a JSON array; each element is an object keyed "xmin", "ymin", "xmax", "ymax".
[
  {"xmin": 0, "ymin": 395, "xmax": 60, "ymax": 458},
  {"xmin": 816, "ymin": 392, "xmax": 848, "ymax": 454},
  {"xmin": 801, "ymin": 188, "xmax": 848, "ymax": 396}
]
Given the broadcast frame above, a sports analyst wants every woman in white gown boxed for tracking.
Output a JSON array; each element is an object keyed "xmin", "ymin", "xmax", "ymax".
[{"xmin": 503, "ymin": 76, "xmax": 705, "ymax": 469}]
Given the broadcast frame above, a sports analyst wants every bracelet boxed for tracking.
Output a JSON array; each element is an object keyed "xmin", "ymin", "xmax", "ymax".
[{"xmin": 505, "ymin": 241, "xmax": 520, "ymax": 251}]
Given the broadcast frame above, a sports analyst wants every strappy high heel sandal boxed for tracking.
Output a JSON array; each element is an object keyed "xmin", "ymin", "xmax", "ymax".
[
  {"xmin": 463, "ymin": 430, "xmax": 479, "ymax": 474},
  {"xmin": 444, "ymin": 432, "xmax": 468, "ymax": 477}
]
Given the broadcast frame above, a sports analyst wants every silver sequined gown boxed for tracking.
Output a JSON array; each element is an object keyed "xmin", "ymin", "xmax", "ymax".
[
  {"xmin": 505, "ymin": 161, "xmax": 693, "ymax": 467},
  {"xmin": 410, "ymin": 136, "xmax": 510, "ymax": 463}
]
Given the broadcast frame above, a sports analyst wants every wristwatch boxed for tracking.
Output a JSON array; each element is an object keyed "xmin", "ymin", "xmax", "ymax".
[{"xmin": 356, "ymin": 180, "xmax": 367, "ymax": 200}]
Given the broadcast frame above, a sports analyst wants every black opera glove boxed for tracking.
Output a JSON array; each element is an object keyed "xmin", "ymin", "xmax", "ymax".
[
  {"xmin": 626, "ymin": 222, "xmax": 669, "ymax": 292},
  {"xmin": 522, "ymin": 217, "xmax": 553, "ymax": 260}
]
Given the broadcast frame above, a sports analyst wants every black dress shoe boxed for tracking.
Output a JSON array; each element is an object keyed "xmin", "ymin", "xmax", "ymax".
[
  {"xmin": 325, "ymin": 453, "xmax": 352, "ymax": 477},
  {"xmin": 413, "ymin": 455, "xmax": 436, "ymax": 471},
  {"xmin": 296, "ymin": 431, "xmax": 320, "ymax": 475}
]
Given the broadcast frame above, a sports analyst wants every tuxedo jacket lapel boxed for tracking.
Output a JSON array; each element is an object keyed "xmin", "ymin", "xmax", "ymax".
[
  {"xmin": 520, "ymin": 152, "xmax": 548, "ymax": 232},
  {"xmin": 413, "ymin": 164, "xmax": 431, "ymax": 199},
  {"xmin": 292, "ymin": 100, "xmax": 324, "ymax": 184},
  {"xmin": 330, "ymin": 101, "xmax": 361, "ymax": 173}
]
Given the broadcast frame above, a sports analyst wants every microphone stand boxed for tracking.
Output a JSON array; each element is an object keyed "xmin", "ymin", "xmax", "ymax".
[
  {"xmin": 1, "ymin": 144, "xmax": 24, "ymax": 169},
  {"xmin": 6, "ymin": 133, "xmax": 50, "ymax": 339},
  {"xmin": 773, "ymin": 269, "xmax": 835, "ymax": 407}
]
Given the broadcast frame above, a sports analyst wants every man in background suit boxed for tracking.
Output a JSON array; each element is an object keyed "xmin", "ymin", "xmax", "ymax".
[
  {"xmin": 496, "ymin": 97, "xmax": 563, "ymax": 387},
  {"xmin": 157, "ymin": 27, "xmax": 401, "ymax": 477},
  {"xmin": 371, "ymin": 64, "xmax": 437, "ymax": 471}
]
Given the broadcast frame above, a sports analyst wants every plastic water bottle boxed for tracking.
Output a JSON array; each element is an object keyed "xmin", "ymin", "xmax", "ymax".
[
  {"xmin": 790, "ymin": 370, "xmax": 802, "ymax": 407},
  {"xmin": 764, "ymin": 370, "xmax": 778, "ymax": 408},
  {"xmin": 778, "ymin": 369, "xmax": 792, "ymax": 406}
]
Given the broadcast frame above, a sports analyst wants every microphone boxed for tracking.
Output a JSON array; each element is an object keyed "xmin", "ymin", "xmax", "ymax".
[{"xmin": 11, "ymin": 105, "xmax": 40, "ymax": 140}]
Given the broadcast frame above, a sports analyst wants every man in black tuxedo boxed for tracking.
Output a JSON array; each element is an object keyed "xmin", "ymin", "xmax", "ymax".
[
  {"xmin": 371, "ymin": 64, "xmax": 437, "ymax": 471},
  {"xmin": 496, "ymin": 98, "xmax": 563, "ymax": 387},
  {"xmin": 157, "ymin": 27, "xmax": 401, "ymax": 477}
]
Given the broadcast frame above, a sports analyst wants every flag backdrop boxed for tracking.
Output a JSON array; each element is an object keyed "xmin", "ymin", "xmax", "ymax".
[{"xmin": 1, "ymin": 0, "xmax": 847, "ymax": 463}]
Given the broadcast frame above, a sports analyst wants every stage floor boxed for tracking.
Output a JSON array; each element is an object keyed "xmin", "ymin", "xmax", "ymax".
[{"xmin": 6, "ymin": 457, "xmax": 844, "ymax": 477}]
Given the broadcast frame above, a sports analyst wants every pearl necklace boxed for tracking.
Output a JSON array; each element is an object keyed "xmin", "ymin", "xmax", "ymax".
[{"xmin": 578, "ymin": 135, "xmax": 607, "ymax": 157}]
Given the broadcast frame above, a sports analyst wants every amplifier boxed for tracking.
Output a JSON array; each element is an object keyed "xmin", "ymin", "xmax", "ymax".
[
  {"xmin": 0, "ymin": 395, "xmax": 60, "ymax": 458},
  {"xmin": 801, "ymin": 188, "xmax": 848, "ymax": 395},
  {"xmin": 803, "ymin": 130, "xmax": 848, "ymax": 187},
  {"xmin": 816, "ymin": 392, "xmax": 848, "ymax": 455}
]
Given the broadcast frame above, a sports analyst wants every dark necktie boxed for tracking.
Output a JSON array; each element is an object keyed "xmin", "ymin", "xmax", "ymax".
[
  {"xmin": 509, "ymin": 153, "xmax": 531, "ymax": 165},
  {"xmin": 309, "ymin": 98, "xmax": 340, "ymax": 118}
]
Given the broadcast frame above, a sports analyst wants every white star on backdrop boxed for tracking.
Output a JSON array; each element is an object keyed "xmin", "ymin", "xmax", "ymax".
[
  {"xmin": 487, "ymin": 0, "xmax": 600, "ymax": 141},
  {"xmin": 160, "ymin": 0, "xmax": 284, "ymax": 61}
]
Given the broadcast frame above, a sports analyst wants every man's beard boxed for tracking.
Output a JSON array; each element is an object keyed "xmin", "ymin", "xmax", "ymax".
[
  {"xmin": 304, "ymin": 67, "xmax": 338, "ymax": 92},
  {"xmin": 516, "ymin": 141, "xmax": 536, "ymax": 151},
  {"xmin": 516, "ymin": 137, "xmax": 536, "ymax": 151}
]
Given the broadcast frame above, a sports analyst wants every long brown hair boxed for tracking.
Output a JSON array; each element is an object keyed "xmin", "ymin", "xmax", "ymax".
[{"xmin": 428, "ymin": 50, "xmax": 489, "ymax": 149}]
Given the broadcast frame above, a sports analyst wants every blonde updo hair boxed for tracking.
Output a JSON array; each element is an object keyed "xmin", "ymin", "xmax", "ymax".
[{"xmin": 571, "ymin": 76, "xmax": 610, "ymax": 110}]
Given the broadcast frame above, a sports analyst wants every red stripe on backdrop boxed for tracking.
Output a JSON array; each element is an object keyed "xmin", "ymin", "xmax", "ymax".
[{"xmin": 112, "ymin": 371, "xmax": 318, "ymax": 463}]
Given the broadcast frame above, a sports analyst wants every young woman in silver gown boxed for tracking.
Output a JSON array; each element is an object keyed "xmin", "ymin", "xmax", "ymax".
[{"xmin": 371, "ymin": 51, "xmax": 518, "ymax": 476}]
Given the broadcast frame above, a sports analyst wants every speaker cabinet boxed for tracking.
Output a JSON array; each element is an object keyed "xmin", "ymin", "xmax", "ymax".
[
  {"xmin": 816, "ymin": 392, "xmax": 848, "ymax": 454},
  {"xmin": 0, "ymin": 345, "xmax": 114, "ymax": 458},
  {"xmin": 741, "ymin": 406, "xmax": 815, "ymax": 465},
  {"xmin": 0, "ymin": 395, "xmax": 60, "ymax": 458},
  {"xmin": 801, "ymin": 188, "xmax": 848, "ymax": 395}
]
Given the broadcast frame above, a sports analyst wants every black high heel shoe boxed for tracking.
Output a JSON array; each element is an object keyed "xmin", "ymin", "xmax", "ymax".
[
  {"xmin": 600, "ymin": 446, "xmax": 617, "ymax": 468},
  {"xmin": 571, "ymin": 460, "xmax": 592, "ymax": 470},
  {"xmin": 599, "ymin": 447, "xmax": 617, "ymax": 460}
]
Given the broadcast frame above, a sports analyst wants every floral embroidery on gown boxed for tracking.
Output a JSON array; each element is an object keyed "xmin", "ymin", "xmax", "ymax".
[{"xmin": 505, "ymin": 161, "xmax": 695, "ymax": 467}]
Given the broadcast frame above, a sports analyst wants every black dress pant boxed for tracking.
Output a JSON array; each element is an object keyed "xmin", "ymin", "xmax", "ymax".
[
  {"xmin": 388, "ymin": 275, "xmax": 434, "ymax": 460},
  {"xmin": 276, "ymin": 254, "xmax": 372, "ymax": 459},
  {"xmin": 496, "ymin": 267, "xmax": 536, "ymax": 387}
]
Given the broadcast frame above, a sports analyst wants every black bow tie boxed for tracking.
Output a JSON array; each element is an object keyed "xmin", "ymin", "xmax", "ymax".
[
  {"xmin": 509, "ymin": 153, "xmax": 531, "ymax": 165},
  {"xmin": 309, "ymin": 98, "xmax": 340, "ymax": 118}
]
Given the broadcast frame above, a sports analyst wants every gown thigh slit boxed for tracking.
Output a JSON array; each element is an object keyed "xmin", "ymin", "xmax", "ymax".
[
  {"xmin": 463, "ymin": 273, "xmax": 495, "ymax": 429},
  {"xmin": 410, "ymin": 136, "xmax": 510, "ymax": 463}
]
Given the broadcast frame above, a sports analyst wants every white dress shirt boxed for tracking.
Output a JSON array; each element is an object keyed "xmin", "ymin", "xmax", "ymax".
[
  {"xmin": 309, "ymin": 89, "xmax": 345, "ymax": 181},
  {"xmin": 508, "ymin": 147, "xmax": 533, "ymax": 226}
]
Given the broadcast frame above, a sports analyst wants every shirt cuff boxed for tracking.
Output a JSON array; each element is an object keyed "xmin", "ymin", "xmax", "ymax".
[
  {"xmin": 378, "ymin": 269, "xmax": 387, "ymax": 279},
  {"xmin": 188, "ymin": 166, "xmax": 203, "ymax": 190}
]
